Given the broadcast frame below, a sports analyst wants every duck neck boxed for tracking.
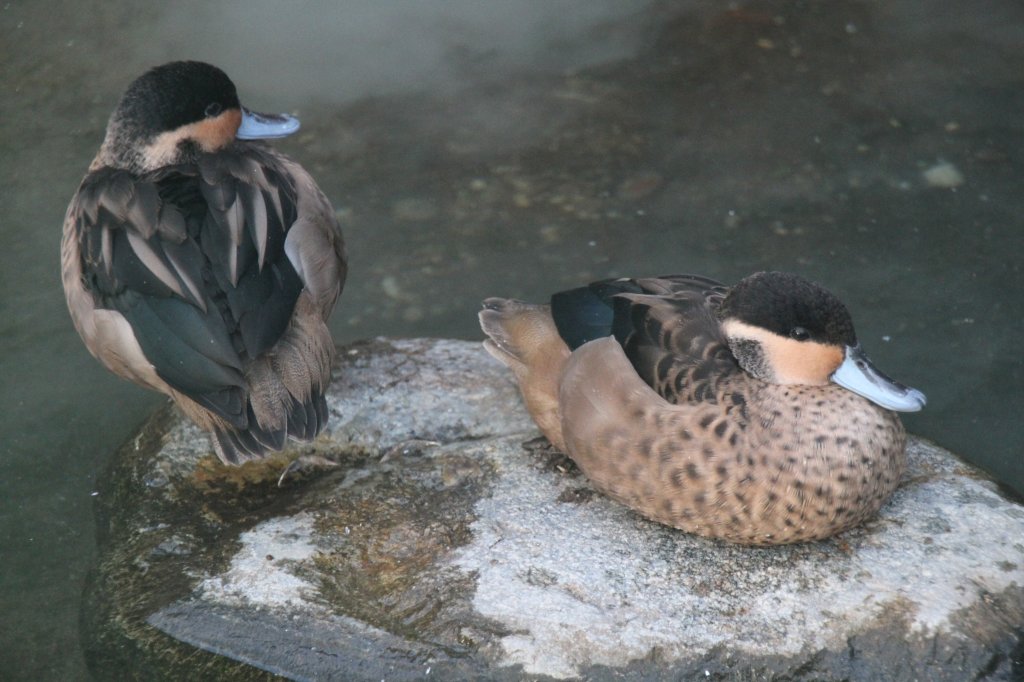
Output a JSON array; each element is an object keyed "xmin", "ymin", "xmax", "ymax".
[
  {"xmin": 92, "ymin": 120, "xmax": 205, "ymax": 175},
  {"xmin": 726, "ymin": 337, "xmax": 774, "ymax": 382},
  {"xmin": 92, "ymin": 121, "xmax": 145, "ymax": 174}
]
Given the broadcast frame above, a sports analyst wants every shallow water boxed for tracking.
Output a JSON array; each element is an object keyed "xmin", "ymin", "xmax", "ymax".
[{"xmin": 1, "ymin": 1, "xmax": 1021, "ymax": 678}]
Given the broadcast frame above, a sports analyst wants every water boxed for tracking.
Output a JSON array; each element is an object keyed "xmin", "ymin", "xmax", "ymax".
[{"xmin": 1, "ymin": 1, "xmax": 1021, "ymax": 678}]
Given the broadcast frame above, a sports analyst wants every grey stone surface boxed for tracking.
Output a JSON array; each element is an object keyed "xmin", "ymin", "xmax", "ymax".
[{"xmin": 82, "ymin": 338, "xmax": 1024, "ymax": 681}]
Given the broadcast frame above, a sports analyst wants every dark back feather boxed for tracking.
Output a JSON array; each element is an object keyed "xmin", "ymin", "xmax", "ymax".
[
  {"xmin": 71, "ymin": 144, "xmax": 303, "ymax": 427},
  {"xmin": 550, "ymin": 275, "xmax": 740, "ymax": 404}
]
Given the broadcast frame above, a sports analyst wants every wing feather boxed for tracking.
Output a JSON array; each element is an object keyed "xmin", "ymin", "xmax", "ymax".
[
  {"xmin": 550, "ymin": 275, "xmax": 739, "ymax": 404},
  {"xmin": 240, "ymin": 182, "xmax": 269, "ymax": 270},
  {"xmin": 69, "ymin": 148, "xmax": 304, "ymax": 426},
  {"xmin": 125, "ymin": 230, "xmax": 187, "ymax": 300}
]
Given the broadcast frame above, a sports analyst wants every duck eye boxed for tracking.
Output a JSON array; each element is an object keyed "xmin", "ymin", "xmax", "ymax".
[
  {"xmin": 204, "ymin": 102, "xmax": 223, "ymax": 118},
  {"xmin": 789, "ymin": 327, "xmax": 811, "ymax": 341}
]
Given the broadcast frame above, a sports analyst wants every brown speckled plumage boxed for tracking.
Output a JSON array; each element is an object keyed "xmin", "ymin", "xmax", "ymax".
[{"xmin": 480, "ymin": 273, "xmax": 922, "ymax": 545}]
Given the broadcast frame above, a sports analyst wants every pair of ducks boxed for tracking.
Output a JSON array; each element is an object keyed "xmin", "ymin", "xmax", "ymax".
[{"xmin": 63, "ymin": 62, "xmax": 925, "ymax": 545}]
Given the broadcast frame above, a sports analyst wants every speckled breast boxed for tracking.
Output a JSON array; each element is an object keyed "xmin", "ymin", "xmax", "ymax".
[{"xmin": 563, "ymin": 376, "xmax": 907, "ymax": 546}]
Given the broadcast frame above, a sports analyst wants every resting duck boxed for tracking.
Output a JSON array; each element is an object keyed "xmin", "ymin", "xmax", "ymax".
[
  {"xmin": 480, "ymin": 272, "xmax": 926, "ymax": 545},
  {"xmin": 61, "ymin": 61, "xmax": 347, "ymax": 464}
]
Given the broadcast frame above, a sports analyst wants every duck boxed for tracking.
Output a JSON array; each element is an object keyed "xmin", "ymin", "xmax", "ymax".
[
  {"xmin": 479, "ymin": 272, "xmax": 926, "ymax": 545},
  {"xmin": 61, "ymin": 61, "xmax": 347, "ymax": 465}
]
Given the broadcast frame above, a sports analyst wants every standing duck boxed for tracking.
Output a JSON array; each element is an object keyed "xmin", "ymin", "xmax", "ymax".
[
  {"xmin": 480, "ymin": 272, "xmax": 926, "ymax": 545},
  {"xmin": 62, "ymin": 61, "xmax": 347, "ymax": 464}
]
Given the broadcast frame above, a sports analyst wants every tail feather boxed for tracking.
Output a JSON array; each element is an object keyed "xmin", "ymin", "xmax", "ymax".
[
  {"xmin": 210, "ymin": 390, "xmax": 328, "ymax": 464},
  {"xmin": 479, "ymin": 298, "xmax": 528, "ymax": 365},
  {"xmin": 212, "ymin": 425, "xmax": 265, "ymax": 465},
  {"xmin": 478, "ymin": 297, "xmax": 571, "ymax": 451},
  {"xmin": 206, "ymin": 294, "xmax": 334, "ymax": 465},
  {"xmin": 285, "ymin": 392, "xmax": 327, "ymax": 442}
]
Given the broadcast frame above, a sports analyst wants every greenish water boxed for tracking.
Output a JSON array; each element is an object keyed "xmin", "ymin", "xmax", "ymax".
[{"xmin": 1, "ymin": 1, "xmax": 1021, "ymax": 678}]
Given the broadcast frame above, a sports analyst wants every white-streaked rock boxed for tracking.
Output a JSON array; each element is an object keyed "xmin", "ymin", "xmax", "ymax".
[
  {"xmin": 83, "ymin": 339, "xmax": 1024, "ymax": 681},
  {"xmin": 453, "ymin": 437, "xmax": 1024, "ymax": 678},
  {"xmin": 196, "ymin": 513, "xmax": 322, "ymax": 611}
]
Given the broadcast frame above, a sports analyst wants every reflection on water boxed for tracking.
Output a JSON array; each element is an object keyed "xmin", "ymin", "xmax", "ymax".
[{"xmin": 1, "ymin": 1, "xmax": 1021, "ymax": 678}]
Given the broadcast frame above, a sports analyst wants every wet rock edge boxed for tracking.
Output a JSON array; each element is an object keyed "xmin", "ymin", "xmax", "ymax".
[{"xmin": 79, "ymin": 339, "xmax": 1024, "ymax": 681}]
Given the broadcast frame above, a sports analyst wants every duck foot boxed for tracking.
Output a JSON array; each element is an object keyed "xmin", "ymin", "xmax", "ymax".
[
  {"xmin": 277, "ymin": 454, "xmax": 339, "ymax": 487},
  {"xmin": 521, "ymin": 436, "xmax": 579, "ymax": 475}
]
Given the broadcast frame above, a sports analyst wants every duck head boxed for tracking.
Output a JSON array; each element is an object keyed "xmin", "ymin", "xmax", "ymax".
[
  {"xmin": 96, "ymin": 60, "xmax": 300, "ymax": 174},
  {"xmin": 718, "ymin": 271, "xmax": 926, "ymax": 412}
]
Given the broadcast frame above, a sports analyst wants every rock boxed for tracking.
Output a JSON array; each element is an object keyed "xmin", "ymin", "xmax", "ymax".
[{"xmin": 81, "ymin": 338, "xmax": 1024, "ymax": 681}]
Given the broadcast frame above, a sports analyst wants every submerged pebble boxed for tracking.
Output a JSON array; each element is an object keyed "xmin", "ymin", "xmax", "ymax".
[{"xmin": 922, "ymin": 161, "xmax": 964, "ymax": 188}]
